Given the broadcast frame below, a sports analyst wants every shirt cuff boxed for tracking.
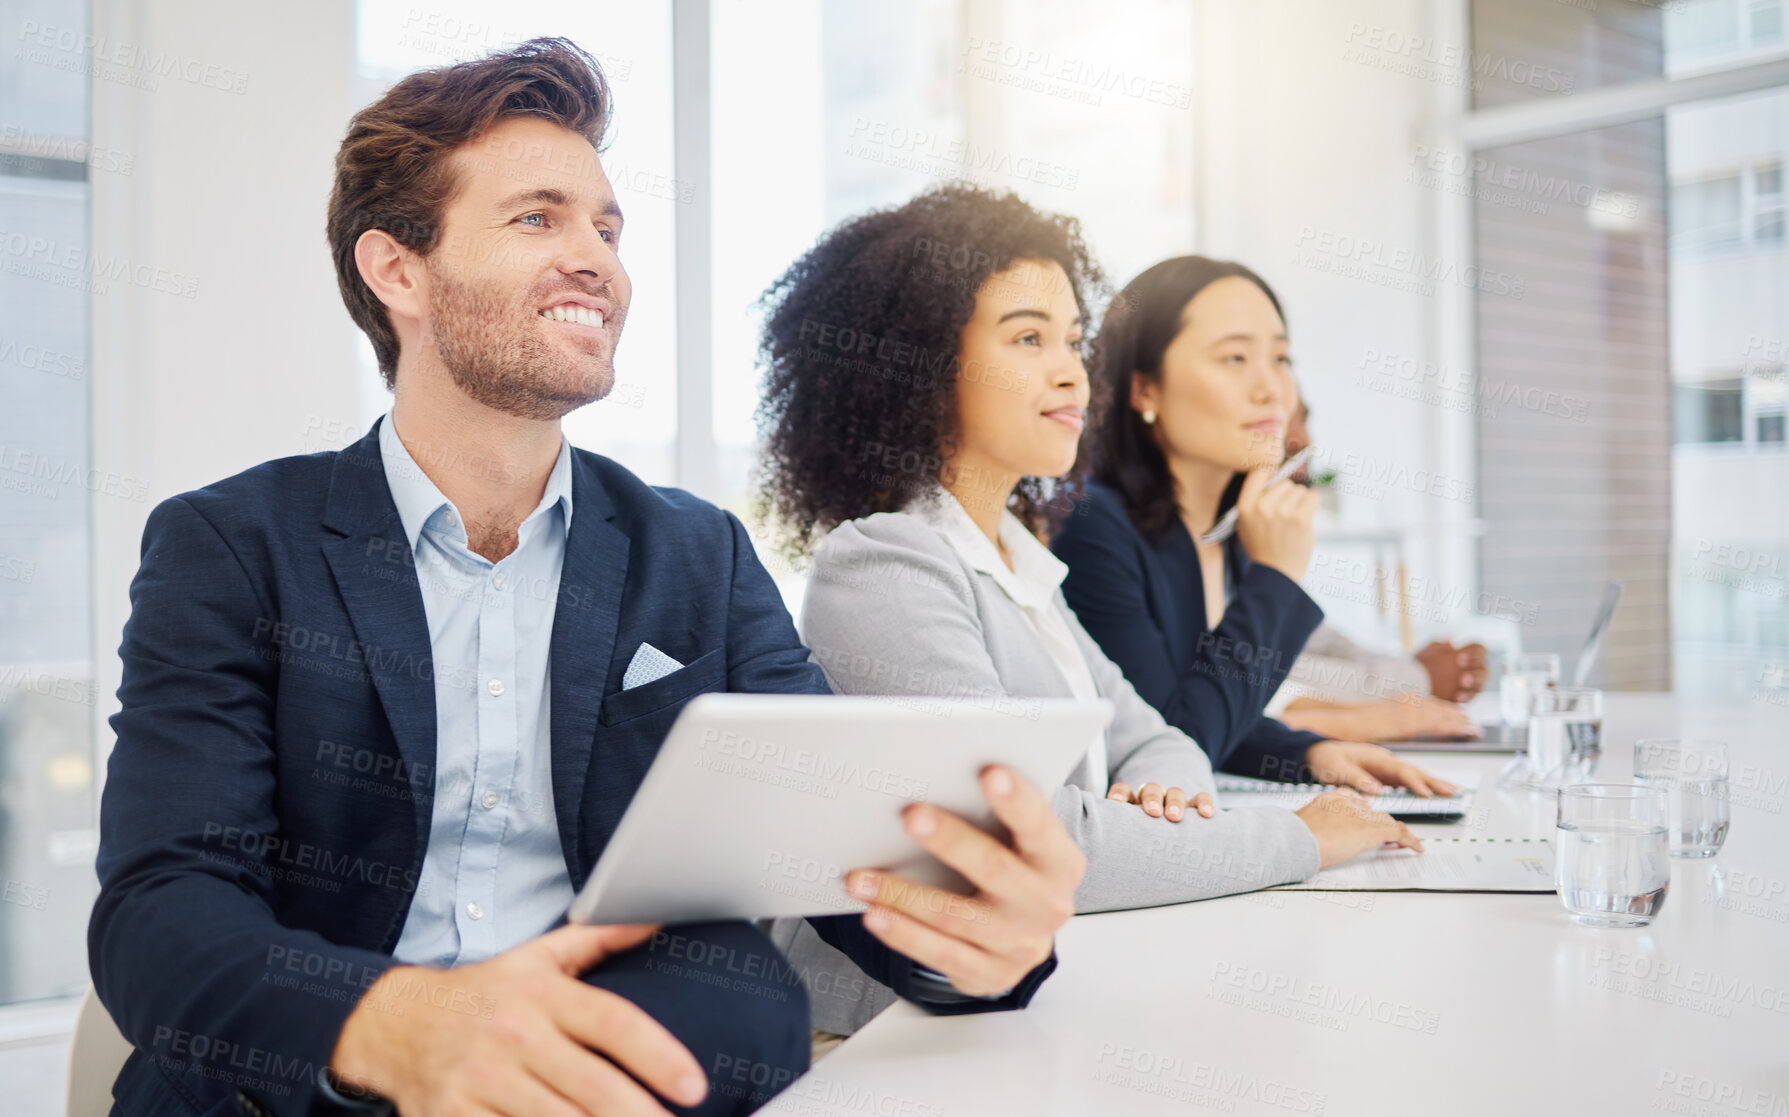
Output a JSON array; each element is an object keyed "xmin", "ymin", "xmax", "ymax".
[
  {"xmin": 908, "ymin": 965, "xmax": 1008, "ymax": 1003},
  {"xmin": 315, "ymin": 1067, "xmax": 393, "ymax": 1113}
]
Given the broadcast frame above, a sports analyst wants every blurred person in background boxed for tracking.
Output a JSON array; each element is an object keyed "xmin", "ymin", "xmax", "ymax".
[{"xmin": 1270, "ymin": 393, "xmax": 1491, "ymax": 743}]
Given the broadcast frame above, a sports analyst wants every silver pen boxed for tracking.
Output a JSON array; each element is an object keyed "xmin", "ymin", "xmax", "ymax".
[{"xmin": 1196, "ymin": 445, "xmax": 1315, "ymax": 546}]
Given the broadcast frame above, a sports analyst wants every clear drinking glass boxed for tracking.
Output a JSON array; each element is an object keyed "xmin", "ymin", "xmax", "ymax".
[
  {"xmin": 1500, "ymin": 652, "xmax": 1561, "ymax": 736},
  {"xmin": 1522, "ymin": 686, "xmax": 1604, "ymax": 788},
  {"xmin": 1555, "ymin": 783, "xmax": 1671, "ymax": 927},
  {"xmin": 1634, "ymin": 739, "xmax": 1731, "ymax": 859}
]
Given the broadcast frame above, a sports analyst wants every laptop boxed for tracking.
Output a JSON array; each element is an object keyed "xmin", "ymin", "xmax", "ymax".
[
  {"xmin": 1386, "ymin": 579, "xmax": 1624, "ymax": 753},
  {"xmin": 568, "ymin": 693, "xmax": 1112, "ymax": 926}
]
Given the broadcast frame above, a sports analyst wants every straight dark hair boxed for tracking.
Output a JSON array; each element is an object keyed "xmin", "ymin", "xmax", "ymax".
[{"xmin": 1086, "ymin": 256, "xmax": 1287, "ymax": 543}]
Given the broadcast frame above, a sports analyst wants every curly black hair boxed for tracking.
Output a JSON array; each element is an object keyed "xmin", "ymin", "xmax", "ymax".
[{"xmin": 754, "ymin": 183, "xmax": 1106, "ymax": 559}]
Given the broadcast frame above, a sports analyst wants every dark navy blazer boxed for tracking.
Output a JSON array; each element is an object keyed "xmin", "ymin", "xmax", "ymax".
[
  {"xmin": 91, "ymin": 419, "xmax": 1053, "ymax": 1117},
  {"xmin": 1052, "ymin": 481, "xmax": 1326, "ymax": 781}
]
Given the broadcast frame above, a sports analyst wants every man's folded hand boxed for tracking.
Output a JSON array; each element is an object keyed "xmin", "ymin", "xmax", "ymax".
[{"xmin": 329, "ymin": 924, "xmax": 707, "ymax": 1116}]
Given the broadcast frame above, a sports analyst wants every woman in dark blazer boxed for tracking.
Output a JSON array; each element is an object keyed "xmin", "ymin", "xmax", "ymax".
[{"xmin": 1053, "ymin": 256, "xmax": 1451, "ymax": 795}]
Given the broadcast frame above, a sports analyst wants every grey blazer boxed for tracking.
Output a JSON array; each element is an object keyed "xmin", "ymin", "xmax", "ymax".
[{"xmin": 771, "ymin": 510, "xmax": 1321, "ymax": 1034}]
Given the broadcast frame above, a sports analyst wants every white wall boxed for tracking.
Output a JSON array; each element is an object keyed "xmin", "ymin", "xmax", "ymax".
[
  {"xmin": 1192, "ymin": 0, "xmax": 1477, "ymax": 649},
  {"xmin": 89, "ymin": 0, "xmax": 362, "ymax": 768}
]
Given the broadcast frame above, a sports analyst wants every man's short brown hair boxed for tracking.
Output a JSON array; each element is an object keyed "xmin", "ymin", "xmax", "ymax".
[{"xmin": 326, "ymin": 37, "xmax": 612, "ymax": 387}]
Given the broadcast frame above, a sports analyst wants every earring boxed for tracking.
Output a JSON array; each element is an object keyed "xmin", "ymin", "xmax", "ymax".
[{"xmin": 1141, "ymin": 409, "xmax": 1157, "ymax": 425}]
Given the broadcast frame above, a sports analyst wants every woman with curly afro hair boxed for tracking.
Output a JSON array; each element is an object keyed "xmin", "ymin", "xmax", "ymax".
[
  {"xmin": 755, "ymin": 183, "xmax": 1101, "ymax": 555},
  {"xmin": 759, "ymin": 185, "xmax": 1420, "ymax": 1040}
]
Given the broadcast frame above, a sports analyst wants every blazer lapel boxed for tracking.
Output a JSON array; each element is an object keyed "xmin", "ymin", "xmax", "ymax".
[
  {"xmin": 319, "ymin": 418, "xmax": 439, "ymax": 869},
  {"xmin": 549, "ymin": 452, "xmax": 630, "ymax": 885}
]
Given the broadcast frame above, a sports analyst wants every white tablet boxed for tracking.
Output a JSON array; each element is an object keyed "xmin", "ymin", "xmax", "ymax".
[{"xmin": 567, "ymin": 693, "xmax": 1112, "ymax": 926}]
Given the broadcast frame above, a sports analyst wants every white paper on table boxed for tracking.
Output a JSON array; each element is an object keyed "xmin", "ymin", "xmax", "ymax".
[{"xmin": 1271, "ymin": 838, "xmax": 1555, "ymax": 893}]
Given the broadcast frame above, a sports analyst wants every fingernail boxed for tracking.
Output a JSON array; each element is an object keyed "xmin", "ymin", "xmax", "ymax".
[
  {"xmin": 848, "ymin": 874, "xmax": 877, "ymax": 899},
  {"xmin": 864, "ymin": 906, "xmax": 891, "ymax": 930},
  {"xmin": 906, "ymin": 806, "xmax": 937, "ymax": 837},
  {"xmin": 1108, "ymin": 790, "xmax": 1126, "ymax": 800},
  {"xmin": 986, "ymin": 768, "xmax": 1014, "ymax": 798},
  {"xmin": 677, "ymin": 1074, "xmax": 708, "ymax": 1104},
  {"xmin": 1166, "ymin": 806, "xmax": 1181, "ymax": 820},
  {"xmin": 1145, "ymin": 803, "xmax": 1160, "ymax": 816}
]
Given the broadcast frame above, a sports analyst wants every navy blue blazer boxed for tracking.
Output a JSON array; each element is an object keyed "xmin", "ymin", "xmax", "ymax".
[
  {"xmin": 91, "ymin": 419, "xmax": 1053, "ymax": 1117},
  {"xmin": 1051, "ymin": 481, "xmax": 1325, "ymax": 781}
]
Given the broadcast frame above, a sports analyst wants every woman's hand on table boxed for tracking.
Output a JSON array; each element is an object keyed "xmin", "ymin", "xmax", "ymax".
[
  {"xmin": 1294, "ymin": 789, "xmax": 1424, "ymax": 868},
  {"xmin": 1304, "ymin": 741, "xmax": 1459, "ymax": 798},
  {"xmin": 1106, "ymin": 781, "xmax": 1216, "ymax": 822}
]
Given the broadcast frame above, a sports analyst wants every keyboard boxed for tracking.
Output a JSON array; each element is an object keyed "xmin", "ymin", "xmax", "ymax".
[{"xmin": 1213, "ymin": 774, "xmax": 1477, "ymax": 821}]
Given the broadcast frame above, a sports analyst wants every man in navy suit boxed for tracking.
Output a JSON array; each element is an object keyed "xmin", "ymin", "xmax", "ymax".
[{"xmin": 89, "ymin": 38, "xmax": 1083, "ymax": 1117}]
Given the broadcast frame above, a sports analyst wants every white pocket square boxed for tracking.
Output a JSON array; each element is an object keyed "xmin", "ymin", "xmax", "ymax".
[{"xmin": 622, "ymin": 642, "xmax": 685, "ymax": 691}]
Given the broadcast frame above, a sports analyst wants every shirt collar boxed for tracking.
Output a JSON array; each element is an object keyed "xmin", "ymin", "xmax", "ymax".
[
  {"xmin": 378, "ymin": 412, "xmax": 574, "ymax": 552},
  {"xmin": 909, "ymin": 489, "xmax": 1067, "ymax": 612}
]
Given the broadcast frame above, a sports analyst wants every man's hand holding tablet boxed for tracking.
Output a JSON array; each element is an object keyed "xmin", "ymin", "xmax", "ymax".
[
  {"xmin": 329, "ymin": 693, "xmax": 1099, "ymax": 1114},
  {"xmin": 842, "ymin": 764, "xmax": 1085, "ymax": 998},
  {"xmin": 329, "ymin": 766, "xmax": 1084, "ymax": 1112}
]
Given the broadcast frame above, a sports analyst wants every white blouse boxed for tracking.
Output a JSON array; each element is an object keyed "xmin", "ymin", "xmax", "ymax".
[{"xmin": 909, "ymin": 491, "xmax": 1108, "ymax": 792}]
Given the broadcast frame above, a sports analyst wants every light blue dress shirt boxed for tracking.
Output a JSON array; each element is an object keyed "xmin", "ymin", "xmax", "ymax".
[{"xmin": 380, "ymin": 414, "xmax": 578, "ymax": 968}]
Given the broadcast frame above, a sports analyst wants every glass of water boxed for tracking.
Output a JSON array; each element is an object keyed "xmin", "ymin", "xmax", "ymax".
[
  {"xmin": 1500, "ymin": 652, "xmax": 1561, "ymax": 737},
  {"xmin": 1519, "ymin": 686, "xmax": 1603, "ymax": 789},
  {"xmin": 1634, "ymin": 739, "xmax": 1731, "ymax": 859},
  {"xmin": 1555, "ymin": 783, "xmax": 1671, "ymax": 927},
  {"xmin": 1502, "ymin": 685, "xmax": 1603, "ymax": 790}
]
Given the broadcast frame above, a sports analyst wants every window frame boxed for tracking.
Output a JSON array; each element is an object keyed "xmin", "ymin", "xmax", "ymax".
[{"xmin": 1454, "ymin": 0, "xmax": 1789, "ymax": 695}]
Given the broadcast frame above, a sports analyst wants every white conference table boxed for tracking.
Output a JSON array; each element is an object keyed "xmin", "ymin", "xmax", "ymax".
[{"xmin": 765, "ymin": 693, "xmax": 1789, "ymax": 1117}]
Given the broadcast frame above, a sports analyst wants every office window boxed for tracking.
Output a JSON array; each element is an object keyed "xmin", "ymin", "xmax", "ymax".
[
  {"xmin": 1675, "ymin": 380, "xmax": 1746, "ymax": 443},
  {"xmin": 1666, "ymin": 0, "xmax": 1789, "ymax": 73},
  {"xmin": 0, "ymin": 0, "xmax": 100, "ymax": 1007},
  {"xmin": 1673, "ymin": 174, "xmax": 1746, "ymax": 249},
  {"xmin": 709, "ymin": 0, "xmax": 1195, "ymax": 594},
  {"xmin": 1754, "ymin": 366, "xmax": 1788, "ymax": 442},
  {"xmin": 1668, "ymin": 0, "xmax": 1744, "ymax": 63},
  {"xmin": 1672, "ymin": 161, "xmax": 1789, "ymax": 250},
  {"xmin": 1751, "ymin": 0, "xmax": 1785, "ymax": 44},
  {"xmin": 1669, "ymin": 89, "xmax": 1789, "ymax": 696},
  {"xmin": 708, "ymin": 0, "xmax": 961, "ymax": 601},
  {"xmin": 355, "ymin": 1, "xmax": 679, "ymax": 483},
  {"xmin": 1755, "ymin": 163, "xmax": 1785, "ymax": 242},
  {"xmin": 709, "ymin": 0, "xmax": 959, "ymax": 519},
  {"xmin": 975, "ymin": 0, "xmax": 1195, "ymax": 286},
  {"xmin": 1472, "ymin": 0, "xmax": 1789, "ymax": 696},
  {"xmin": 1468, "ymin": 0, "xmax": 1665, "ymax": 109},
  {"xmin": 1472, "ymin": 117, "xmax": 1673, "ymax": 690}
]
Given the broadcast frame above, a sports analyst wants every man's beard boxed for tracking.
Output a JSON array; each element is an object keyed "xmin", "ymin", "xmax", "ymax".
[{"xmin": 424, "ymin": 260, "xmax": 619, "ymax": 422}]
